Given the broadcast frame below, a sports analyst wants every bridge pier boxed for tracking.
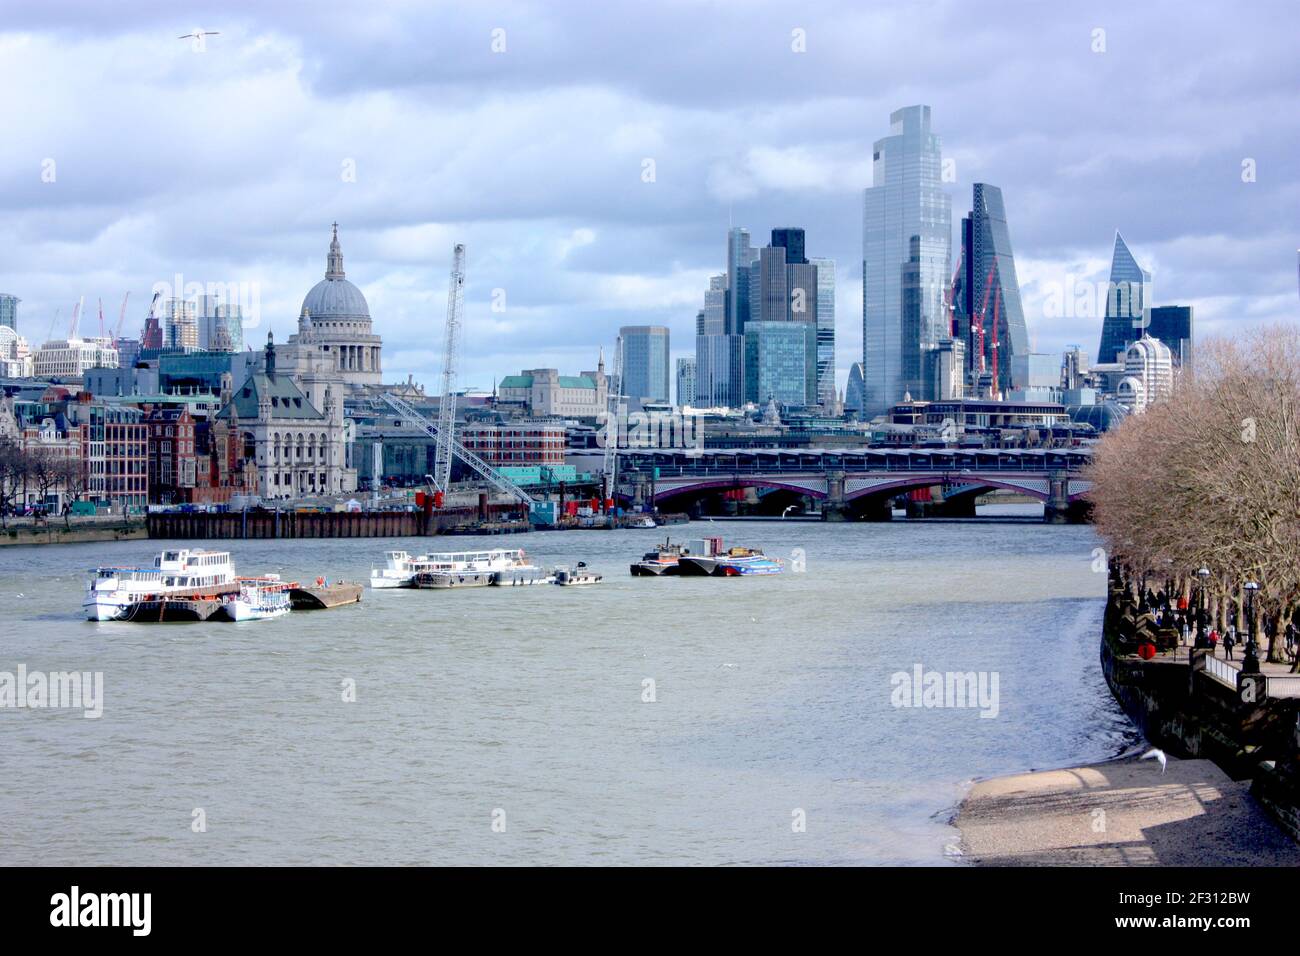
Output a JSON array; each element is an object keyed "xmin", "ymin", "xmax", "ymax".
[
  {"xmin": 1043, "ymin": 472, "xmax": 1088, "ymax": 523},
  {"xmin": 822, "ymin": 470, "xmax": 847, "ymax": 522}
]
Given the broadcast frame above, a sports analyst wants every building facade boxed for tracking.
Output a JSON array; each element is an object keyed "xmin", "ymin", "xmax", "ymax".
[
  {"xmin": 33, "ymin": 338, "xmax": 119, "ymax": 378},
  {"xmin": 675, "ymin": 357, "xmax": 696, "ymax": 408},
  {"xmin": 497, "ymin": 360, "xmax": 608, "ymax": 419},
  {"xmin": 217, "ymin": 335, "xmax": 355, "ymax": 499},
  {"xmin": 0, "ymin": 294, "xmax": 19, "ymax": 333},
  {"xmin": 619, "ymin": 326, "xmax": 670, "ymax": 406},
  {"xmin": 744, "ymin": 321, "xmax": 811, "ymax": 407}
]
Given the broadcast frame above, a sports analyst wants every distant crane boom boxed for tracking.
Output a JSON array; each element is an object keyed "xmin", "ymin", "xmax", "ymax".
[
  {"xmin": 433, "ymin": 244, "xmax": 466, "ymax": 493},
  {"xmin": 114, "ymin": 292, "xmax": 131, "ymax": 343}
]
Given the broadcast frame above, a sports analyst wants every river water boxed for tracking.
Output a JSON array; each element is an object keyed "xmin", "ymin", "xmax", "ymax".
[{"xmin": 0, "ymin": 508, "xmax": 1133, "ymax": 865}]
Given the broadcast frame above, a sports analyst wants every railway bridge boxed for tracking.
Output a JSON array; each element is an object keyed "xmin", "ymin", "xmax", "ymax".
[{"xmin": 614, "ymin": 447, "xmax": 1093, "ymax": 523}]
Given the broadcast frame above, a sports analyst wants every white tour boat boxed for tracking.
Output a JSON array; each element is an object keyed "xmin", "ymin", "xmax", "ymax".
[
  {"xmin": 84, "ymin": 549, "xmax": 238, "ymax": 621},
  {"xmin": 222, "ymin": 576, "xmax": 293, "ymax": 622}
]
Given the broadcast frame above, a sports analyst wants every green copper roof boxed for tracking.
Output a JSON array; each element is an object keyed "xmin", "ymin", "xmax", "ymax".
[{"xmin": 218, "ymin": 370, "xmax": 324, "ymax": 421}]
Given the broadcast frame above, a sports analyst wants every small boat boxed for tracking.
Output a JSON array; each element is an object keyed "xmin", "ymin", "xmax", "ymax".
[
  {"xmin": 553, "ymin": 562, "xmax": 602, "ymax": 586},
  {"xmin": 678, "ymin": 538, "xmax": 783, "ymax": 577},
  {"xmin": 630, "ymin": 516, "xmax": 657, "ymax": 529},
  {"xmin": 222, "ymin": 576, "xmax": 293, "ymax": 621},
  {"xmin": 85, "ymin": 548, "xmax": 239, "ymax": 621}
]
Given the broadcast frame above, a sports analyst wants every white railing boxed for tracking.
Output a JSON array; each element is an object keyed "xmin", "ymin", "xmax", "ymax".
[
  {"xmin": 1204, "ymin": 654, "xmax": 1240, "ymax": 688},
  {"xmin": 1265, "ymin": 675, "xmax": 1300, "ymax": 699}
]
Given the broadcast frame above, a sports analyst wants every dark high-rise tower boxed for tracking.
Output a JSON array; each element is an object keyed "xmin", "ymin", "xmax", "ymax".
[
  {"xmin": 771, "ymin": 228, "xmax": 807, "ymax": 266},
  {"xmin": 1096, "ymin": 232, "xmax": 1151, "ymax": 366}
]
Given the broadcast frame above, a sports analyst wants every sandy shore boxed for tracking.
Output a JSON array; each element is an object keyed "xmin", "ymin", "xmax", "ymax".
[{"xmin": 954, "ymin": 753, "xmax": 1300, "ymax": 865}]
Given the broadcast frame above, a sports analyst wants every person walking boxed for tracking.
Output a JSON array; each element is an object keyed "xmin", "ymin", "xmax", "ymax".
[{"xmin": 1224, "ymin": 628, "xmax": 1236, "ymax": 660}]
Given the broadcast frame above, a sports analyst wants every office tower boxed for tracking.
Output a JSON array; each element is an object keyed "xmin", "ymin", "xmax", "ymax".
[
  {"xmin": 960, "ymin": 183, "xmax": 1029, "ymax": 396},
  {"xmin": 1147, "ymin": 305, "xmax": 1193, "ymax": 371},
  {"xmin": 619, "ymin": 325, "xmax": 670, "ymax": 405},
  {"xmin": 771, "ymin": 228, "xmax": 807, "ymax": 266},
  {"xmin": 753, "ymin": 245, "xmax": 789, "ymax": 324},
  {"xmin": 1096, "ymin": 232, "xmax": 1151, "ymax": 365},
  {"xmin": 1061, "ymin": 346, "xmax": 1089, "ymax": 389},
  {"xmin": 695, "ymin": 333, "xmax": 743, "ymax": 407},
  {"xmin": 160, "ymin": 298, "xmax": 198, "ymax": 350},
  {"xmin": 695, "ymin": 274, "xmax": 741, "ymax": 407},
  {"xmin": 196, "ymin": 295, "xmax": 244, "ymax": 352},
  {"xmin": 675, "ymin": 357, "xmax": 696, "ymax": 408},
  {"xmin": 701, "ymin": 274, "xmax": 726, "ymax": 335},
  {"xmin": 862, "ymin": 105, "xmax": 952, "ymax": 417},
  {"xmin": 726, "ymin": 228, "xmax": 757, "ymax": 335},
  {"xmin": 811, "ymin": 257, "xmax": 836, "ymax": 406},
  {"xmin": 744, "ymin": 321, "xmax": 811, "ymax": 407},
  {"xmin": 845, "ymin": 362, "xmax": 866, "ymax": 415},
  {"xmin": 0, "ymin": 294, "xmax": 19, "ymax": 332}
]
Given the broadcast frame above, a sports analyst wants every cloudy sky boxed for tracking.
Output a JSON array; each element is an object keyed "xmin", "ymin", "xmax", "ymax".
[{"xmin": 1, "ymin": 0, "xmax": 1296, "ymax": 394}]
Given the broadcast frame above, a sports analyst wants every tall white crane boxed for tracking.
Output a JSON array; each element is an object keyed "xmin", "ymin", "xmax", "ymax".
[
  {"xmin": 433, "ymin": 243, "xmax": 466, "ymax": 493},
  {"xmin": 603, "ymin": 335, "xmax": 625, "ymax": 501}
]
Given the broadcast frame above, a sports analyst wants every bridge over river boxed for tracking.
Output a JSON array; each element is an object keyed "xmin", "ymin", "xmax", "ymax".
[{"xmin": 613, "ymin": 447, "xmax": 1093, "ymax": 523}]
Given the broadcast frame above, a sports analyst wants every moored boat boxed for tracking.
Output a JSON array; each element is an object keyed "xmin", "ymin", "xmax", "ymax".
[
  {"xmin": 222, "ymin": 576, "xmax": 293, "ymax": 621},
  {"xmin": 85, "ymin": 548, "xmax": 239, "ymax": 621},
  {"xmin": 677, "ymin": 538, "xmax": 783, "ymax": 576},
  {"xmin": 403, "ymin": 549, "xmax": 541, "ymax": 589}
]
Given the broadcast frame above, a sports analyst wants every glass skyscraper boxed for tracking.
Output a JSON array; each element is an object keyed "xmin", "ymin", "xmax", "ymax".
[
  {"xmin": 619, "ymin": 325, "xmax": 670, "ymax": 405},
  {"xmin": 675, "ymin": 357, "xmax": 696, "ymax": 408},
  {"xmin": 957, "ymin": 183, "xmax": 1030, "ymax": 396},
  {"xmin": 744, "ymin": 321, "xmax": 810, "ymax": 407},
  {"xmin": 0, "ymin": 293, "xmax": 19, "ymax": 332},
  {"xmin": 1096, "ymin": 232, "xmax": 1151, "ymax": 366},
  {"xmin": 811, "ymin": 258, "xmax": 836, "ymax": 406},
  {"xmin": 862, "ymin": 105, "xmax": 951, "ymax": 417},
  {"xmin": 1147, "ymin": 305, "xmax": 1193, "ymax": 371}
]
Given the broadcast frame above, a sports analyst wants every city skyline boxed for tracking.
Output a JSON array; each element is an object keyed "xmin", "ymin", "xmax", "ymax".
[{"xmin": 1, "ymin": 2, "xmax": 1297, "ymax": 396}]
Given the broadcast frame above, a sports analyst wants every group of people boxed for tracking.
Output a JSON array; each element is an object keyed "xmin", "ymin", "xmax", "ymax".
[{"xmin": 1138, "ymin": 585, "xmax": 1299, "ymax": 663}]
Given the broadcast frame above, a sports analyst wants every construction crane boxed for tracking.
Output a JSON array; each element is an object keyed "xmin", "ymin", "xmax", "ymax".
[
  {"xmin": 379, "ymin": 391, "xmax": 533, "ymax": 505},
  {"xmin": 113, "ymin": 292, "xmax": 131, "ymax": 344},
  {"xmin": 433, "ymin": 244, "xmax": 466, "ymax": 493},
  {"xmin": 68, "ymin": 297, "xmax": 84, "ymax": 340},
  {"xmin": 602, "ymin": 335, "xmax": 624, "ymax": 505}
]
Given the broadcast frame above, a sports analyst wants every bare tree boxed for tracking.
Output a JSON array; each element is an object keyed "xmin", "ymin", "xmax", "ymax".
[{"xmin": 1089, "ymin": 326, "xmax": 1300, "ymax": 662}]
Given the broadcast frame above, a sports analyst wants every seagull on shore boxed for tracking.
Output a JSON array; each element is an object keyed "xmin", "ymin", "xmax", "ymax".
[{"xmin": 1140, "ymin": 748, "xmax": 1168, "ymax": 773}]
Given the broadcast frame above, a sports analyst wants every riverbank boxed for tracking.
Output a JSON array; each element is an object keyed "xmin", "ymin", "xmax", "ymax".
[
  {"xmin": 954, "ymin": 752, "xmax": 1300, "ymax": 865},
  {"xmin": 0, "ymin": 517, "xmax": 148, "ymax": 546}
]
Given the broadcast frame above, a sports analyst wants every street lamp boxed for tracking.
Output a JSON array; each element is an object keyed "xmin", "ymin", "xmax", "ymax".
[
  {"xmin": 1195, "ymin": 567, "xmax": 1211, "ymax": 648},
  {"xmin": 1243, "ymin": 580, "xmax": 1261, "ymax": 673}
]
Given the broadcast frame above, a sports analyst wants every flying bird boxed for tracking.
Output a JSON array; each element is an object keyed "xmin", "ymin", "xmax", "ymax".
[
  {"xmin": 178, "ymin": 30, "xmax": 220, "ymax": 40},
  {"xmin": 781, "ymin": 505, "xmax": 797, "ymax": 518},
  {"xmin": 1140, "ymin": 748, "xmax": 1168, "ymax": 773}
]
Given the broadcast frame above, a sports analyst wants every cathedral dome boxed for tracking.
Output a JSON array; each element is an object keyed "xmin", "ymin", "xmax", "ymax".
[{"xmin": 300, "ymin": 223, "xmax": 370, "ymax": 323}]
